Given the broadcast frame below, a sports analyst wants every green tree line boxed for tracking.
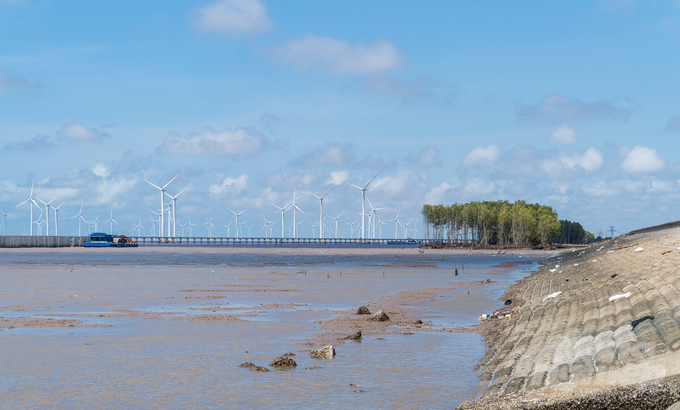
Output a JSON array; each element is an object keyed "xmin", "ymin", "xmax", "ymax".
[{"xmin": 421, "ymin": 200, "xmax": 563, "ymax": 247}]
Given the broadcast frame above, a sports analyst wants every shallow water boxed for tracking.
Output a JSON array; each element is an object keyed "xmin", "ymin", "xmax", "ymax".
[{"xmin": 0, "ymin": 248, "xmax": 545, "ymax": 409}]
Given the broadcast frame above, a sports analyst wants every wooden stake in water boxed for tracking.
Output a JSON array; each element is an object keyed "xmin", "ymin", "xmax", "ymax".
[{"xmin": 383, "ymin": 267, "xmax": 385, "ymax": 277}]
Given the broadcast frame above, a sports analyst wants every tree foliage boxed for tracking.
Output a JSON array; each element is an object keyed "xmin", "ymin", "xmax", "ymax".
[
  {"xmin": 557, "ymin": 220, "xmax": 593, "ymax": 244},
  {"xmin": 421, "ymin": 200, "xmax": 561, "ymax": 247}
]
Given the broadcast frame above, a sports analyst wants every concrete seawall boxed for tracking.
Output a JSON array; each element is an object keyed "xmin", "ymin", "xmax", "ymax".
[
  {"xmin": 458, "ymin": 226, "xmax": 680, "ymax": 409},
  {"xmin": 0, "ymin": 236, "xmax": 88, "ymax": 248}
]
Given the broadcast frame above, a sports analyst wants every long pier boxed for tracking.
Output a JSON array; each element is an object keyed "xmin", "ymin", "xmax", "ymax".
[{"xmin": 0, "ymin": 235, "xmax": 422, "ymax": 248}]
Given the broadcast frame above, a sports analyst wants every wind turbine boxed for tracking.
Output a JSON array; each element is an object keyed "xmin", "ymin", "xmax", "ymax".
[
  {"xmin": 308, "ymin": 186, "xmax": 335, "ymax": 239},
  {"xmin": 377, "ymin": 215, "xmax": 388, "ymax": 239},
  {"xmin": 187, "ymin": 217, "xmax": 197, "ymax": 237},
  {"xmin": 245, "ymin": 224, "xmax": 254, "ymax": 238},
  {"xmin": 273, "ymin": 202, "xmax": 292, "ymax": 238},
  {"xmin": 16, "ymin": 179, "xmax": 40, "ymax": 236},
  {"xmin": 70, "ymin": 203, "xmax": 87, "ymax": 236},
  {"xmin": 178, "ymin": 220, "xmax": 187, "ymax": 237},
  {"xmin": 165, "ymin": 187, "xmax": 186, "ymax": 238},
  {"xmin": 262, "ymin": 215, "xmax": 275, "ymax": 238},
  {"xmin": 388, "ymin": 210, "xmax": 401, "ymax": 239},
  {"xmin": 103, "ymin": 208, "xmax": 118, "ymax": 235},
  {"xmin": 145, "ymin": 176, "xmax": 178, "ymax": 239},
  {"xmin": 135, "ymin": 218, "xmax": 143, "ymax": 237},
  {"xmin": 295, "ymin": 220, "xmax": 304, "ymax": 238},
  {"xmin": 366, "ymin": 199, "xmax": 385, "ymax": 239},
  {"xmin": 347, "ymin": 173, "xmax": 379, "ymax": 240},
  {"xmin": 229, "ymin": 209, "xmax": 247, "ymax": 238},
  {"xmin": 150, "ymin": 210, "xmax": 161, "ymax": 237},
  {"xmin": 327, "ymin": 213, "xmax": 343, "ymax": 239},
  {"xmin": 0, "ymin": 208, "xmax": 6, "ymax": 236},
  {"xmin": 38, "ymin": 196, "xmax": 57, "ymax": 236},
  {"xmin": 291, "ymin": 189, "xmax": 305, "ymax": 239},
  {"xmin": 53, "ymin": 202, "xmax": 64, "ymax": 236},
  {"xmin": 309, "ymin": 221, "xmax": 319, "ymax": 238},
  {"xmin": 222, "ymin": 221, "xmax": 233, "ymax": 237},
  {"xmin": 204, "ymin": 214, "xmax": 215, "ymax": 237}
]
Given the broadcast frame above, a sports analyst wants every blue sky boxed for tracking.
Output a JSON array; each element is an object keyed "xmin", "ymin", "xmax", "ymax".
[{"xmin": 1, "ymin": 0, "xmax": 679, "ymax": 238}]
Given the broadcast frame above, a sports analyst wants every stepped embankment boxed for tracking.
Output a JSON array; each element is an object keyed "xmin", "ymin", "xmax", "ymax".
[{"xmin": 458, "ymin": 225, "xmax": 680, "ymax": 409}]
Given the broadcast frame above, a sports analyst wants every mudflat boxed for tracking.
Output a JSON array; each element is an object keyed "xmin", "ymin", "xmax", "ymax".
[{"xmin": 0, "ymin": 246, "xmax": 550, "ymax": 409}]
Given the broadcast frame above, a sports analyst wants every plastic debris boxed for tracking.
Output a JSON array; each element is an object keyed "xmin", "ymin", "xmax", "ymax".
[
  {"xmin": 550, "ymin": 269, "xmax": 556, "ymax": 273},
  {"xmin": 635, "ymin": 247, "xmax": 644, "ymax": 252},
  {"xmin": 543, "ymin": 291, "xmax": 562, "ymax": 301},
  {"xmin": 609, "ymin": 292, "xmax": 631, "ymax": 301}
]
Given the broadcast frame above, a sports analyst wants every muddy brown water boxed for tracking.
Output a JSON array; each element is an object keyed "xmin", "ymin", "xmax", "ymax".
[{"xmin": 0, "ymin": 247, "xmax": 548, "ymax": 409}]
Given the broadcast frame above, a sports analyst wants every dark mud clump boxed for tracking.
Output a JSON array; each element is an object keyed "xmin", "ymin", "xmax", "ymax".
[
  {"xmin": 239, "ymin": 362, "xmax": 269, "ymax": 372},
  {"xmin": 270, "ymin": 356, "xmax": 297, "ymax": 367},
  {"xmin": 368, "ymin": 310, "xmax": 390, "ymax": 322},
  {"xmin": 356, "ymin": 306, "xmax": 370, "ymax": 315}
]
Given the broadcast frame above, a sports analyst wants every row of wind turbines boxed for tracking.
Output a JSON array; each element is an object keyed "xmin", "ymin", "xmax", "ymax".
[{"xmin": 6, "ymin": 174, "xmax": 419, "ymax": 239}]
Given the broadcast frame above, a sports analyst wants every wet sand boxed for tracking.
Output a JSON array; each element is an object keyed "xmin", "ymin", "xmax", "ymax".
[{"xmin": 0, "ymin": 246, "xmax": 552, "ymax": 409}]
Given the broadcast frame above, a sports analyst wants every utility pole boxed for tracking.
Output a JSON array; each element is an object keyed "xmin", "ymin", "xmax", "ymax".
[{"xmin": 608, "ymin": 226, "xmax": 616, "ymax": 238}]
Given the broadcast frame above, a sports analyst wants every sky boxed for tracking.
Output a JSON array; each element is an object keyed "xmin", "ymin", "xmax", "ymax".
[{"xmin": 1, "ymin": 0, "xmax": 679, "ymax": 238}]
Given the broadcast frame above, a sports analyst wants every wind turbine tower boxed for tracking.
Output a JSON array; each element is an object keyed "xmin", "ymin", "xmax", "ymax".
[
  {"xmin": 145, "ymin": 175, "xmax": 177, "ymax": 239},
  {"xmin": 16, "ymin": 179, "xmax": 40, "ymax": 236},
  {"xmin": 229, "ymin": 209, "xmax": 247, "ymax": 238},
  {"xmin": 347, "ymin": 173, "xmax": 379, "ymax": 240},
  {"xmin": 309, "ymin": 186, "xmax": 335, "ymax": 239},
  {"xmin": 165, "ymin": 187, "xmax": 186, "ymax": 238}
]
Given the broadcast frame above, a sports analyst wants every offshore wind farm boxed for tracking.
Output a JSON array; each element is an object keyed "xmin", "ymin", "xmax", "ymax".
[{"xmin": 1, "ymin": 171, "xmax": 426, "ymax": 246}]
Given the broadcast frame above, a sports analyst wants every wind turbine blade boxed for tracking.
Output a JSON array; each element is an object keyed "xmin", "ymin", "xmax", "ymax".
[
  {"xmin": 162, "ymin": 175, "xmax": 178, "ymax": 189},
  {"xmin": 175, "ymin": 187, "xmax": 187, "ymax": 197},
  {"xmin": 362, "ymin": 172, "xmax": 380, "ymax": 190},
  {"xmin": 17, "ymin": 198, "xmax": 30, "ymax": 207},
  {"xmin": 321, "ymin": 185, "xmax": 336, "ymax": 198},
  {"xmin": 145, "ymin": 180, "xmax": 162, "ymax": 190},
  {"xmin": 346, "ymin": 183, "xmax": 362, "ymax": 190}
]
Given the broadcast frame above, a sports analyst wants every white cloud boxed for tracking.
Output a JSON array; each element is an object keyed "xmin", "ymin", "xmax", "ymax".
[
  {"xmin": 94, "ymin": 177, "xmax": 138, "ymax": 206},
  {"xmin": 461, "ymin": 144, "xmax": 501, "ymax": 167},
  {"xmin": 156, "ymin": 127, "xmax": 266, "ymax": 156},
  {"xmin": 407, "ymin": 146, "xmax": 442, "ymax": 168},
  {"xmin": 191, "ymin": 0, "xmax": 272, "ymax": 37},
  {"xmin": 208, "ymin": 174, "xmax": 248, "ymax": 196},
  {"xmin": 326, "ymin": 171, "xmax": 349, "ymax": 185},
  {"xmin": 92, "ymin": 164, "xmax": 110, "ymax": 178},
  {"xmin": 550, "ymin": 125, "xmax": 576, "ymax": 143},
  {"xmin": 270, "ymin": 34, "xmax": 403, "ymax": 75},
  {"xmin": 621, "ymin": 146, "xmax": 665, "ymax": 173},
  {"xmin": 560, "ymin": 148, "xmax": 604, "ymax": 173},
  {"xmin": 56, "ymin": 122, "xmax": 111, "ymax": 143},
  {"xmin": 424, "ymin": 182, "xmax": 453, "ymax": 204}
]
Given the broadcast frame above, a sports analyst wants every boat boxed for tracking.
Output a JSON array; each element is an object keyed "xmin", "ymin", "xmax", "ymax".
[{"xmin": 84, "ymin": 233, "xmax": 138, "ymax": 247}]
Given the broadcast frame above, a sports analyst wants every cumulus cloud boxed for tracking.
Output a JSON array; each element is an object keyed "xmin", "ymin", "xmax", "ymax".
[
  {"xmin": 353, "ymin": 74, "xmax": 458, "ymax": 108},
  {"xmin": 270, "ymin": 34, "xmax": 403, "ymax": 75},
  {"xmin": 461, "ymin": 144, "xmax": 501, "ymax": 167},
  {"xmin": 540, "ymin": 148, "xmax": 604, "ymax": 177},
  {"xmin": 621, "ymin": 146, "xmax": 665, "ymax": 173},
  {"xmin": 407, "ymin": 146, "xmax": 442, "ymax": 168},
  {"xmin": 325, "ymin": 170, "xmax": 349, "ymax": 185},
  {"xmin": 550, "ymin": 125, "xmax": 576, "ymax": 143},
  {"xmin": 56, "ymin": 122, "xmax": 111, "ymax": 143},
  {"xmin": 0, "ymin": 71, "xmax": 32, "ymax": 94},
  {"xmin": 156, "ymin": 127, "xmax": 266, "ymax": 156},
  {"xmin": 208, "ymin": 174, "xmax": 248, "ymax": 196},
  {"xmin": 190, "ymin": 0, "xmax": 272, "ymax": 37},
  {"xmin": 516, "ymin": 92, "xmax": 631, "ymax": 124},
  {"xmin": 289, "ymin": 143, "xmax": 354, "ymax": 168},
  {"xmin": 461, "ymin": 144, "xmax": 604, "ymax": 181}
]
